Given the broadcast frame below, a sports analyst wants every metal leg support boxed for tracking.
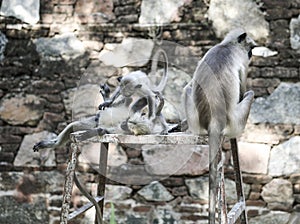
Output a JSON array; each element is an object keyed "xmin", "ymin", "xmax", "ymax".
[
  {"xmin": 60, "ymin": 143, "xmax": 80, "ymax": 224},
  {"xmin": 95, "ymin": 143, "xmax": 109, "ymax": 224}
]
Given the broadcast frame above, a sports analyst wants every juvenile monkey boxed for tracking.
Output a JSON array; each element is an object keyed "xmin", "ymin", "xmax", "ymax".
[
  {"xmin": 182, "ymin": 28, "xmax": 256, "ymax": 223},
  {"xmin": 127, "ymin": 91, "xmax": 168, "ymax": 135},
  {"xmin": 99, "ymin": 49, "xmax": 168, "ymax": 122}
]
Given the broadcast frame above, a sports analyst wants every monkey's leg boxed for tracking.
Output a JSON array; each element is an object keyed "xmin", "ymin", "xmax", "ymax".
[
  {"xmin": 33, "ymin": 122, "xmax": 79, "ymax": 151},
  {"xmin": 158, "ymin": 114, "xmax": 169, "ymax": 135},
  {"xmin": 131, "ymin": 97, "xmax": 147, "ymax": 113}
]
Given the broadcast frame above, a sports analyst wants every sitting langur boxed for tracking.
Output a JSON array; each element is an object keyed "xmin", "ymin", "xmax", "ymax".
[{"xmin": 182, "ymin": 28, "xmax": 256, "ymax": 223}]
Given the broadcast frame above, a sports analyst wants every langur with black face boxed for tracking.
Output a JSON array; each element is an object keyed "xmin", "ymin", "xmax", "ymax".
[{"xmin": 182, "ymin": 28, "xmax": 256, "ymax": 223}]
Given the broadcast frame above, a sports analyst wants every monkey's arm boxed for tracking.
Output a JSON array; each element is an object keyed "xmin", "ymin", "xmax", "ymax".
[
  {"xmin": 33, "ymin": 122, "xmax": 77, "ymax": 151},
  {"xmin": 33, "ymin": 117, "xmax": 97, "ymax": 152},
  {"xmin": 98, "ymin": 86, "xmax": 121, "ymax": 110},
  {"xmin": 239, "ymin": 69, "xmax": 247, "ymax": 101}
]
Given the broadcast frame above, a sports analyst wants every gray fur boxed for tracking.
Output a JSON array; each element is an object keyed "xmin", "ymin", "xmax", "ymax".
[
  {"xmin": 182, "ymin": 28, "xmax": 256, "ymax": 223},
  {"xmin": 33, "ymin": 89, "xmax": 168, "ymax": 151}
]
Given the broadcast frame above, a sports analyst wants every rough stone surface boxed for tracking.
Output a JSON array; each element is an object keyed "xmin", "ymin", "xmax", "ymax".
[
  {"xmin": 249, "ymin": 211, "xmax": 290, "ymax": 224},
  {"xmin": 33, "ymin": 33, "xmax": 86, "ymax": 61},
  {"xmin": 79, "ymin": 143, "xmax": 127, "ymax": 169},
  {"xmin": 268, "ymin": 136, "xmax": 300, "ymax": 176},
  {"xmin": 249, "ymin": 83, "xmax": 300, "ymax": 125},
  {"xmin": 139, "ymin": 0, "xmax": 190, "ymax": 24},
  {"xmin": 288, "ymin": 212, "xmax": 300, "ymax": 224},
  {"xmin": 63, "ymin": 84, "xmax": 103, "ymax": 119},
  {"xmin": 0, "ymin": 196, "xmax": 49, "ymax": 223},
  {"xmin": 152, "ymin": 208, "xmax": 180, "ymax": 223},
  {"xmin": 0, "ymin": 31, "xmax": 7, "ymax": 61},
  {"xmin": 74, "ymin": 0, "xmax": 115, "ymax": 24},
  {"xmin": 142, "ymin": 145, "xmax": 208, "ymax": 176},
  {"xmin": 238, "ymin": 142, "xmax": 270, "ymax": 174},
  {"xmin": 0, "ymin": 0, "xmax": 40, "ymax": 24},
  {"xmin": 261, "ymin": 179, "xmax": 294, "ymax": 210},
  {"xmin": 208, "ymin": 0, "xmax": 269, "ymax": 40},
  {"xmin": 14, "ymin": 131, "xmax": 57, "ymax": 167},
  {"xmin": 290, "ymin": 15, "xmax": 300, "ymax": 51},
  {"xmin": 137, "ymin": 181, "xmax": 174, "ymax": 202},
  {"xmin": 241, "ymin": 123, "xmax": 281, "ymax": 145},
  {"xmin": 0, "ymin": 172, "xmax": 23, "ymax": 191},
  {"xmin": 0, "ymin": 94, "xmax": 45, "ymax": 126},
  {"xmin": 105, "ymin": 185, "xmax": 132, "ymax": 201},
  {"xmin": 107, "ymin": 164, "xmax": 159, "ymax": 185},
  {"xmin": 99, "ymin": 38, "xmax": 154, "ymax": 67},
  {"xmin": 162, "ymin": 67, "xmax": 191, "ymax": 121},
  {"xmin": 185, "ymin": 177, "xmax": 250, "ymax": 203},
  {"xmin": 33, "ymin": 171, "xmax": 65, "ymax": 193},
  {"xmin": 185, "ymin": 177, "xmax": 209, "ymax": 201},
  {"xmin": 225, "ymin": 179, "xmax": 251, "ymax": 204}
]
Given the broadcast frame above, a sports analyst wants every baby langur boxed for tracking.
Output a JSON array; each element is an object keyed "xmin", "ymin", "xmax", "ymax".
[
  {"xmin": 127, "ymin": 91, "xmax": 168, "ymax": 135},
  {"xmin": 182, "ymin": 28, "xmax": 256, "ymax": 223},
  {"xmin": 99, "ymin": 49, "xmax": 168, "ymax": 123}
]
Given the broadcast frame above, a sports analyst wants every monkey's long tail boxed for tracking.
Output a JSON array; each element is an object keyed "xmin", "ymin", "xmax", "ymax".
[
  {"xmin": 150, "ymin": 48, "xmax": 168, "ymax": 92},
  {"xmin": 208, "ymin": 129, "xmax": 223, "ymax": 224}
]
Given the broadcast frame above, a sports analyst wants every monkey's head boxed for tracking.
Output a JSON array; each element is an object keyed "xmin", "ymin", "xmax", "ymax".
[
  {"xmin": 127, "ymin": 112, "xmax": 152, "ymax": 135},
  {"xmin": 223, "ymin": 28, "xmax": 257, "ymax": 59}
]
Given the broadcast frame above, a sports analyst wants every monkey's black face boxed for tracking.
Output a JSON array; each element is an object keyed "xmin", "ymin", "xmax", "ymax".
[{"xmin": 248, "ymin": 46, "xmax": 255, "ymax": 59}]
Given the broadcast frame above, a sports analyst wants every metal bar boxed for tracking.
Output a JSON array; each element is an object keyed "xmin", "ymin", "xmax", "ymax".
[
  {"xmin": 209, "ymin": 147, "xmax": 219, "ymax": 223},
  {"xmin": 70, "ymin": 132, "xmax": 206, "ymax": 145},
  {"xmin": 217, "ymin": 145, "xmax": 228, "ymax": 224},
  {"xmin": 230, "ymin": 138, "xmax": 248, "ymax": 224},
  {"xmin": 227, "ymin": 201, "xmax": 245, "ymax": 224},
  {"xmin": 60, "ymin": 143, "xmax": 80, "ymax": 224},
  {"xmin": 95, "ymin": 143, "xmax": 109, "ymax": 224},
  {"xmin": 68, "ymin": 196, "xmax": 104, "ymax": 220}
]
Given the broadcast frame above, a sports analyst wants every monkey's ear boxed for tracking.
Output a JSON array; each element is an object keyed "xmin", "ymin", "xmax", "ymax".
[
  {"xmin": 117, "ymin": 76, "xmax": 123, "ymax": 82},
  {"xmin": 237, "ymin": 33, "xmax": 247, "ymax": 43}
]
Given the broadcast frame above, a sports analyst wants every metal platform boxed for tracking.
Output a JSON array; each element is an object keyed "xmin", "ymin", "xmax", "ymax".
[{"xmin": 59, "ymin": 132, "xmax": 247, "ymax": 224}]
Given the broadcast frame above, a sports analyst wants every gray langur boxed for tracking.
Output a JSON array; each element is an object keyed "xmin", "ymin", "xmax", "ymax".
[
  {"xmin": 33, "ymin": 83, "xmax": 168, "ymax": 151},
  {"xmin": 182, "ymin": 28, "xmax": 256, "ymax": 223},
  {"xmin": 127, "ymin": 91, "xmax": 167, "ymax": 135},
  {"xmin": 99, "ymin": 49, "xmax": 168, "ymax": 125}
]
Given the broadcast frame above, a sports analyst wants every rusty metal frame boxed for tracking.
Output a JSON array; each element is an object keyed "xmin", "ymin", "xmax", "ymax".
[{"xmin": 60, "ymin": 133, "xmax": 247, "ymax": 224}]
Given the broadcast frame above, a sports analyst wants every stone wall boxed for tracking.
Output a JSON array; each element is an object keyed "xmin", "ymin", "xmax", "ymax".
[{"xmin": 0, "ymin": 0, "xmax": 299, "ymax": 223}]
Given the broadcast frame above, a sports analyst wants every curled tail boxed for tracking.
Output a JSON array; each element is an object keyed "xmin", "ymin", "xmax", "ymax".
[{"xmin": 149, "ymin": 48, "xmax": 168, "ymax": 92}]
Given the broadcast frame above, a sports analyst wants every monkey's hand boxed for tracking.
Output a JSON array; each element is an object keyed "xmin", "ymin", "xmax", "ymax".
[
  {"xmin": 33, "ymin": 139, "xmax": 57, "ymax": 152},
  {"xmin": 98, "ymin": 100, "xmax": 112, "ymax": 110}
]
